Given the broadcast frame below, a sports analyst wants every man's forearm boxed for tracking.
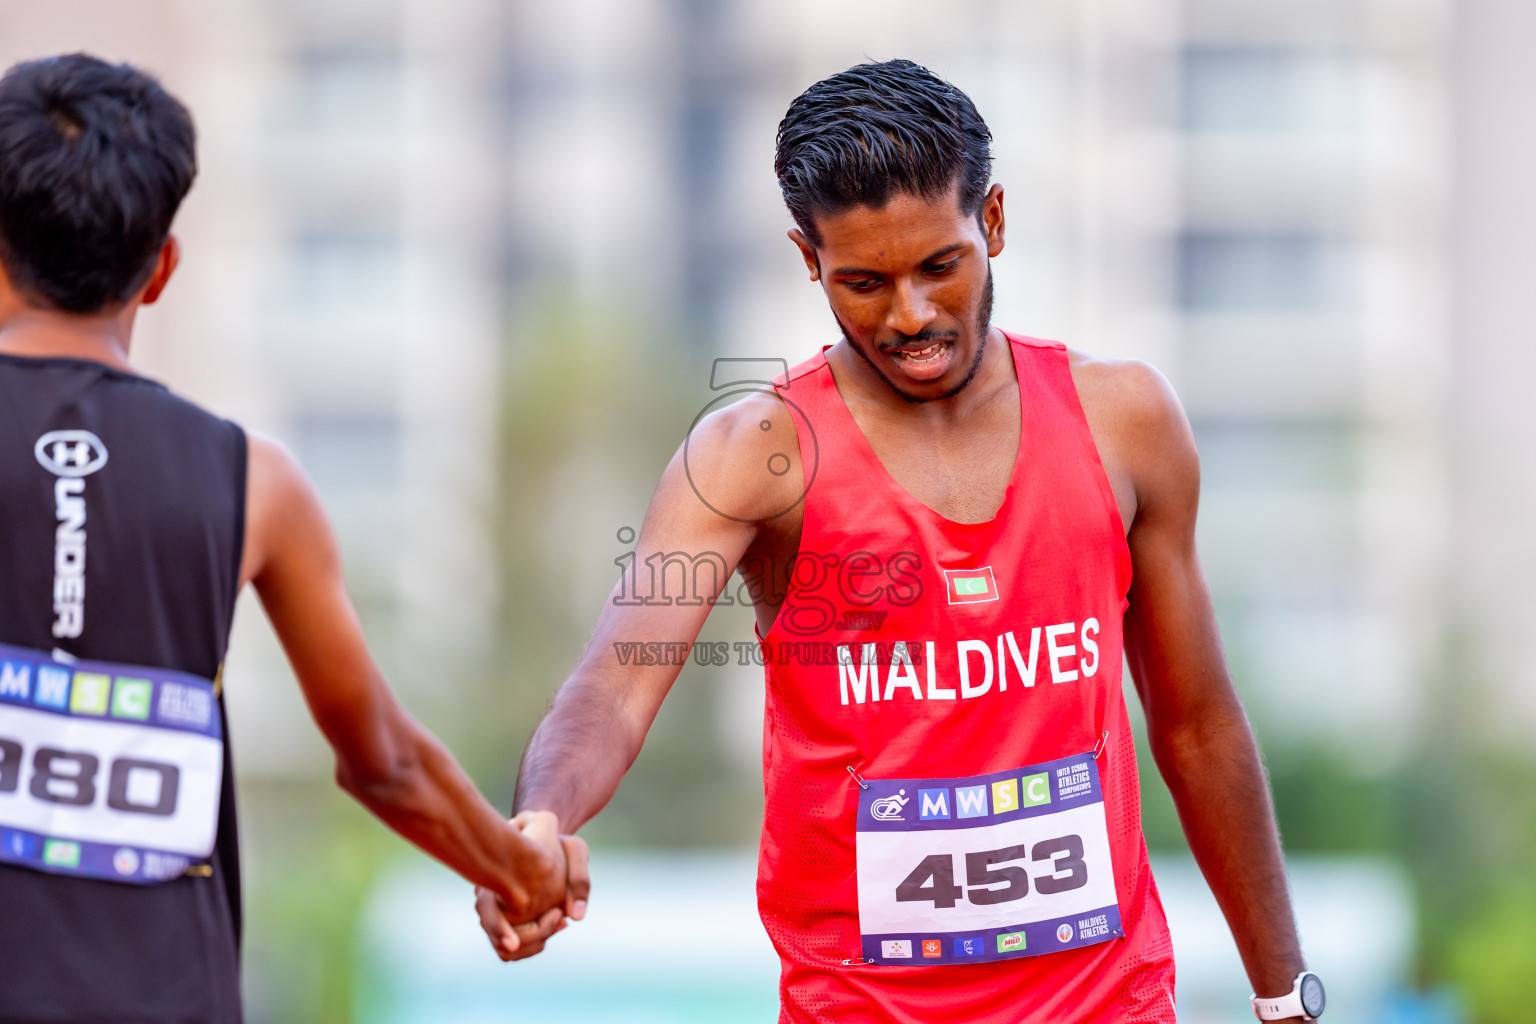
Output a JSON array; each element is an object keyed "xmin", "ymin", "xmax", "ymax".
[
  {"xmin": 513, "ymin": 672, "xmax": 645, "ymax": 829},
  {"xmin": 1153, "ymin": 707, "xmax": 1304, "ymax": 998},
  {"xmin": 339, "ymin": 721, "xmax": 560, "ymax": 917}
]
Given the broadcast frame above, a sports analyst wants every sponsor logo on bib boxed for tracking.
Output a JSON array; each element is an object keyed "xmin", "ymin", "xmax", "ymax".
[
  {"xmin": 956, "ymin": 784, "xmax": 988, "ymax": 818},
  {"xmin": 997, "ymin": 930, "xmax": 1026, "ymax": 953},
  {"xmin": 1057, "ymin": 923, "xmax": 1074, "ymax": 943},
  {"xmin": 70, "ymin": 673, "xmax": 110, "ymax": 715},
  {"xmin": 0, "ymin": 660, "xmax": 30, "ymax": 701},
  {"xmin": 869, "ymin": 790, "xmax": 909, "ymax": 821},
  {"xmin": 921, "ymin": 938, "xmax": 942, "ymax": 958},
  {"xmin": 34, "ymin": 666, "xmax": 70, "ymax": 709},
  {"xmin": 111, "ymin": 679, "xmax": 153, "ymax": 720},
  {"xmin": 43, "ymin": 839, "xmax": 80, "ymax": 868},
  {"xmin": 113, "ymin": 847, "xmax": 141, "ymax": 876},
  {"xmin": 881, "ymin": 939, "xmax": 913, "ymax": 959},
  {"xmin": 1021, "ymin": 772, "xmax": 1052, "ymax": 808},
  {"xmin": 3, "ymin": 832, "xmax": 34, "ymax": 858}
]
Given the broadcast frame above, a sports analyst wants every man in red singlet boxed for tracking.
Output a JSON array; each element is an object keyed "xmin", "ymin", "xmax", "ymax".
[{"xmin": 482, "ymin": 60, "xmax": 1320, "ymax": 1023}]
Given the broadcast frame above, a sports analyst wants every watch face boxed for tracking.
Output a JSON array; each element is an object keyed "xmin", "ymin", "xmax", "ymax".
[{"xmin": 1300, "ymin": 974, "xmax": 1326, "ymax": 1017}]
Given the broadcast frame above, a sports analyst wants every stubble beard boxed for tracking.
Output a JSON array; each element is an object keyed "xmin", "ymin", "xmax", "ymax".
[{"xmin": 836, "ymin": 265, "xmax": 996, "ymax": 405}]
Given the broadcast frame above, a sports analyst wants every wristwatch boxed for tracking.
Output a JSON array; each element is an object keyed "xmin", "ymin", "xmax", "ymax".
[{"xmin": 1251, "ymin": 971, "xmax": 1325, "ymax": 1020}]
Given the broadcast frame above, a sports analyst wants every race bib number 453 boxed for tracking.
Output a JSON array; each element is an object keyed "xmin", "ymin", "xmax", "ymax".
[
  {"xmin": 0, "ymin": 642, "xmax": 223, "ymax": 884},
  {"xmin": 856, "ymin": 751, "xmax": 1121, "ymax": 965}
]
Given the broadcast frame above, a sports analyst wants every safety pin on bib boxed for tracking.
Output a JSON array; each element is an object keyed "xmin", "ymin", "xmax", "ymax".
[
  {"xmin": 1092, "ymin": 730, "xmax": 1109, "ymax": 760},
  {"xmin": 843, "ymin": 767, "xmax": 872, "ymax": 967}
]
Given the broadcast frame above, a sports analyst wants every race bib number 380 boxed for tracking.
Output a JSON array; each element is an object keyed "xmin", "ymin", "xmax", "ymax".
[
  {"xmin": 856, "ymin": 751, "xmax": 1121, "ymax": 965},
  {"xmin": 0, "ymin": 642, "xmax": 223, "ymax": 884}
]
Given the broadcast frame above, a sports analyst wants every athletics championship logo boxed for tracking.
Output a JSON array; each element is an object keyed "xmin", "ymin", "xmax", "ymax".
[
  {"xmin": 942, "ymin": 566, "xmax": 999, "ymax": 605},
  {"xmin": 868, "ymin": 790, "xmax": 909, "ymax": 821}
]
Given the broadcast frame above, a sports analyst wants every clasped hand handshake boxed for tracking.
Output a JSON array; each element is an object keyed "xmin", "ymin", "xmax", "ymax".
[{"xmin": 474, "ymin": 810, "xmax": 591, "ymax": 961}]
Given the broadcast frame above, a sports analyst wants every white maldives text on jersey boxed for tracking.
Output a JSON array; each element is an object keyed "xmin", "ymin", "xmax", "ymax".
[{"xmin": 836, "ymin": 619, "xmax": 1101, "ymax": 706}]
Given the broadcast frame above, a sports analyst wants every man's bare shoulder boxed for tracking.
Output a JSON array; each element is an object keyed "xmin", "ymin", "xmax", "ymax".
[
  {"xmin": 241, "ymin": 431, "xmax": 329, "ymax": 587},
  {"xmin": 665, "ymin": 389, "xmax": 806, "ymax": 526},
  {"xmin": 1066, "ymin": 349, "xmax": 1184, "ymax": 432},
  {"xmin": 1066, "ymin": 349, "xmax": 1197, "ymax": 521},
  {"xmin": 246, "ymin": 431, "xmax": 309, "ymax": 503}
]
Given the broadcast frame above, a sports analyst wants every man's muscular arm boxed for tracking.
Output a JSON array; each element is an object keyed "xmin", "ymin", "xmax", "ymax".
[
  {"xmin": 1091, "ymin": 362, "xmax": 1307, "ymax": 1014},
  {"xmin": 475, "ymin": 393, "xmax": 801, "ymax": 956},
  {"xmin": 511, "ymin": 393, "xmax": 796, "ymax": 827},
  {"xmin": 241, "ymin": 435, "xmax": 569, "ymax": 935}
]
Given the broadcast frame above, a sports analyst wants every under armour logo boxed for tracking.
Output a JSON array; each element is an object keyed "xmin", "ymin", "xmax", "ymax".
[
  {"xmin": 52, "ymin": 441, "xmax": 93, "ymax": 467},
  {"xmin": 34, "ymin": 430, "xmax": 109, "ymax": 478}
]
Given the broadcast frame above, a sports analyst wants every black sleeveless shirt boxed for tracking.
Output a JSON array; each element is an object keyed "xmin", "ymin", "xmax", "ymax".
[{"xmin": 0, "ymin": 354, "xmax": 245, "ymax": 1023}]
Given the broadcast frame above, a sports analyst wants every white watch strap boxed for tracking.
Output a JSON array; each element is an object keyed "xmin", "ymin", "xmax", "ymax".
[
  {"xmin": 1251, "ymin": 989, "xmax": 1303, "ymax": 1020},
  {"xmin": 1252, "ymin": 971, "xmax": 1322, "ymax": 1021}
]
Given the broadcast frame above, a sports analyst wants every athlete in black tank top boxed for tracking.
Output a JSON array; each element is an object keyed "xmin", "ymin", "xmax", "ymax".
[
  {"xmin": 0, "ymin": 54, "xmax": 587, "ymax": 1023},
  {"xmin": 0, "ymin": 356, "xmax": 249, "ymax": 1021}
]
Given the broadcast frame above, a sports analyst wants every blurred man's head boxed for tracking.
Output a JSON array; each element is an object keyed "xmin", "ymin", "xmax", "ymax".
[
  {"xmin": 0, "ymin": 54, "xmax": 195, "ymax": 316},
  {"xmin": 775, "ymin": 60, "xmax": 1004, "ymax": 403}
]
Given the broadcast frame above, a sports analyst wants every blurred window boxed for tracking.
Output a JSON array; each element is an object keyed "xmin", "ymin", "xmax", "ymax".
[
  {"xmin": 295, "ymin": 413, "xmax": 400, "ymax": 491},
  {"xmin": 294, "ymin": 47, "xmax": 403, "ymax": 131},
  {"xmin": 1178, "ymin": 231, "xmax": 1348, "ymax": 312},
  {"xmin": 1192, "ymin": 419, "xmax": 1357, "ymax": 489},
  {"xmin": 289, "ymin": 226, "xmax": 402, "ymax": 309},
  {"xmin": 1181, "ymin": 47, "xmax": 1359, "ymax": 134}
]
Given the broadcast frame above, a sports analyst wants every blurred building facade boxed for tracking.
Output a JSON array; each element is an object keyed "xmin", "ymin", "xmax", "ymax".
[
  {"xmin": 0, "ymin": 0, "xmax": 509, "ymax": 776},
  {"xmin": 1452, "ymin": 0, "xmax": 1536, "ymax": 733},
  {"xmin": 0, "ymin": 0, "xmax": 1472, "ymax": 785}
]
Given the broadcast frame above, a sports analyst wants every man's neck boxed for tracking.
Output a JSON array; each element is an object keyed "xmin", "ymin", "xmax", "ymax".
[{"xmin": 0, "ymin": 309, "xmax": 137, "ymax": 372}]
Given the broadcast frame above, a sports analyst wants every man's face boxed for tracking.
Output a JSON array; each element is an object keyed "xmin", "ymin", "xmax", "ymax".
[{"xmin": 791, "ymin": 182, "xmax": 1004, "ymax": 403}]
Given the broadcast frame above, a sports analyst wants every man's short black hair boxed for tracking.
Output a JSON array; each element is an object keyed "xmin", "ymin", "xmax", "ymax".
[
  {"xmin": 0, "ymin": 53, "xmax": 196, "ymax": 314},
  {"xmin": 774, "ymin": 59, "xmax": 992, "ymax": 247}
]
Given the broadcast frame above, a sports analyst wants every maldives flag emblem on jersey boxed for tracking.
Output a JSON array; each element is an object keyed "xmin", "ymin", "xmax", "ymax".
[{"xmin": 942, "ymin": 566, "xmax": 999, "ymax": 605}]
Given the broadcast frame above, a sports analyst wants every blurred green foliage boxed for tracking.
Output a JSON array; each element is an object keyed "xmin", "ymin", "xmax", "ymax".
[
  {"xmin": 1402, "ymin": 654, "xmax": 1536, "ymax": 1024},
  {"xmin": 243, "ymin": 783, "xmax": 399, "ymax": 1024},
  {"xmin": 1134, "ymin": 636, "xmax": 1536, "ymax": 1024},
  {"xmin": 1443, "ymin": 879, "xmax": 1536, "ymax": 1024}
]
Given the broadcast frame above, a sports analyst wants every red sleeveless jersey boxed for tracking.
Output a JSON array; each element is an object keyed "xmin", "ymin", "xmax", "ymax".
[{"xmin": 757, "ymin": 333, "xmax": 1176, "ymax": 1023}]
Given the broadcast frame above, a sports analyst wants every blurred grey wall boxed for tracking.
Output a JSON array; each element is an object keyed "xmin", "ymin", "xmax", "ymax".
[{"xmin": 1452, "ymin": 0, "xmax": 1536, "ymax": 732}]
